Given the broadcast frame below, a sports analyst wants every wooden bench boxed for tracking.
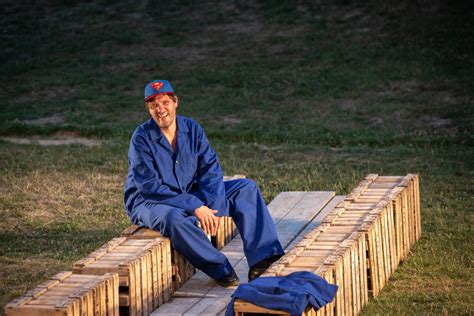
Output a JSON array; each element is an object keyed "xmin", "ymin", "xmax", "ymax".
[{"xmin": 233, "ymin": 174, "xmax": 421, "ymax": 316}]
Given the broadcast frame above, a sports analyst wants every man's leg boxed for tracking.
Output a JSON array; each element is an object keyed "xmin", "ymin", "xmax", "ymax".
[
  {"xmin": 225, "ymin": 179, "xmax": 285, "ymax": 268},
  {"xmin": 130, "ymin": 202, "xmax": 234, "ymax": 280}
]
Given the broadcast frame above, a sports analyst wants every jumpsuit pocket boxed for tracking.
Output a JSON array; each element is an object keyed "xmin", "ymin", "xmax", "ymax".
[{"xmin": 180, "ymin": 153, "xmax": 198, "ymax": 186}]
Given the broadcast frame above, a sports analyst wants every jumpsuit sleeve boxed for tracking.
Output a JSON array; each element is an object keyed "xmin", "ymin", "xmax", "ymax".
[
  {"xmin": 129, "ymin": 133, "xmax": 205, "ymax": 213},
  {"xmin": 195, "ymin": 125, "xmax": 227, "ymax": 214}
]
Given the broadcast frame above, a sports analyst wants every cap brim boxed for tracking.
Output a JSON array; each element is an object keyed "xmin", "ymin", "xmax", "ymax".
[{"xmin": 144, "ymin": 92, "xmax": 174, "ymax": 102}]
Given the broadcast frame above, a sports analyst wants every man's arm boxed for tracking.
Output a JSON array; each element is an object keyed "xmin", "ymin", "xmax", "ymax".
[{"xmin": 194, "ymin": 124, "xmax": 227, "ymax": 216}]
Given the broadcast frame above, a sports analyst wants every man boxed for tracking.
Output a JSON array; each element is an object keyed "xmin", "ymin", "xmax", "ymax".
[{"xmin": 124, "ymin": 79, "xmax": 284, "ymax": 286}]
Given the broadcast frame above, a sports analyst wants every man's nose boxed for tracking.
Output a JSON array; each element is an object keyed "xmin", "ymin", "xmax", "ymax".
[{"xmin": 155, "ymin": 103, "xmax": 166, "ymax": 111}]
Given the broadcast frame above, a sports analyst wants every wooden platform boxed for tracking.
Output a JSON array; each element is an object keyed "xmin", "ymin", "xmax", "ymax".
[
  {"xmin": 233, "ymin": 174, "xmax": 421, "ymax": 316},
  {"xmin": 151, "ymin": 191, "xmax": 345, "ymax": 315}
]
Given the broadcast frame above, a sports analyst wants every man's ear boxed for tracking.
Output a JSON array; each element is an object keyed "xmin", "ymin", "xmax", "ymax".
[{"xmin": 175, "ymin": 96, "xmax": 179, "ymax": 108}]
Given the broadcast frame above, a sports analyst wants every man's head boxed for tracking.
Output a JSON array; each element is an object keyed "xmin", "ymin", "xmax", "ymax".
[{"xmin": 144, "ymin": 80, "xmax": 178, "ymax": 130}]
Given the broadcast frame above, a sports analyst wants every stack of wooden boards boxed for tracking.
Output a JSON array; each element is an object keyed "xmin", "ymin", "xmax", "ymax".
[{"xmin": 234, "ymin": 174, "xmax": 421, "ymax": 316}]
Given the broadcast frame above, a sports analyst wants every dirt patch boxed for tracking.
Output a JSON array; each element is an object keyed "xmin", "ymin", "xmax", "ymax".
[
  {"xmin": 369, "ymin": 80, "xmax": 419, "ymax": 99},
  {"xmin": 1, "ymin": 136, "xmax": 101, "ymax": 147},
  {"xmin": 338, "ymin": 99, "xmax": 360, "ymax": 112},
  {"xmin": 418, "ymin": 115, "xmax": 454, "ymax": 130},
  {"xmin": 17, "ymin": 86, "xmax": 79, "ymax": 102},
  {"xmin": 222, "ymin": 114, "xmax": 243, "ymax": 125},
  {"xmin": 369, "ymin": 117, "xmax": 385, "ymax": 126},
  {"xmin": 22, "ymin": 115, "xmax": 65, "ymax": 126}
]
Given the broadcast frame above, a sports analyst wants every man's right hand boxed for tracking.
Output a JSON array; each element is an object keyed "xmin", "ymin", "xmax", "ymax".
[{"xmin": 194, "ymin": 205, "xmax": 221, "ymax": 236}]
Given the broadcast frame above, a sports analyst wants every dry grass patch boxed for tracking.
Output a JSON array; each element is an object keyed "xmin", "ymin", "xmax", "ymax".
[{"xmin": 0, "ymin": 170, "xmax": 123, "ymax": 232}]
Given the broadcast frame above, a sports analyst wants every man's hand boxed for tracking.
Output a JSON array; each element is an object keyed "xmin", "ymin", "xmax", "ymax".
[{"xmin": 194, "ymin": 205, "xmax": 221, "ymax": 236}]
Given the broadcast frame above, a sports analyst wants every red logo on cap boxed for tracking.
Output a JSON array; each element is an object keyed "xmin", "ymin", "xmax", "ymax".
[{"xmin": 151, "ymin": 82, "xmax": 164, "ymax": 91}]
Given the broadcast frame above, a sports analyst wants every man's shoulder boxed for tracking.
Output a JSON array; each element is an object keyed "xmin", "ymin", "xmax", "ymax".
[
  {"xmin": 130, "ymin": 119, "xmax": 157, "ymax": 143},
  {"xmin": 132, "ymin": 119, "xmax": 151, "ymax": 136},
  {"xmin": 177, "ymin": 115, "xmax": 204, "ymax": 132}
]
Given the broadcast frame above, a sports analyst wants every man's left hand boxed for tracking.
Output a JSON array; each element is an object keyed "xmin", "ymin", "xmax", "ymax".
[{"xmin": 194, "ymin": 205, "xmax": 221, "ymax": 236}]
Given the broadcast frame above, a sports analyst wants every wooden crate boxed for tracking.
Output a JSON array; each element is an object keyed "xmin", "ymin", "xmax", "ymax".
[
  {"xmin": 5, "ymin": 271, "xmax": 119, "ymax": 316},
  {"xmin": 121, "ymin": 225, "xmax": 194, "ymax": 293},
  {"xmin": 72, "ymin": 237, "xmax": 171, "ymax": 316}
]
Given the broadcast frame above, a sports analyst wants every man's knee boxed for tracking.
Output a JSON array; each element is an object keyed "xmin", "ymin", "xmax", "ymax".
[
  {"xmin": 231, "ymin": 178, "xmax": 257, "ymax": 191},
  {"xmin": 135, "ymin": 204, "xmax": 190, "ymax": 236},
  {"xmin": 241, "ymin": 178, "xmax": 257, "ymax": 188},
  {"xmin": 160, "ymin": 210, "xmax": 190, "ymax": 236}
]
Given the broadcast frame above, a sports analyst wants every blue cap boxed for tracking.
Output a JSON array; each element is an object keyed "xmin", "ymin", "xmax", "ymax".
[{"xmin": 144, "ymin": 79, "xmax": 174, "ymax": 102}]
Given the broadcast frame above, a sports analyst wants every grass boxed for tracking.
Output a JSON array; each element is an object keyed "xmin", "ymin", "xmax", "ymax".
[{"xmin": 1, "ymin": 0, "xmax": 473, "ymax": 314}]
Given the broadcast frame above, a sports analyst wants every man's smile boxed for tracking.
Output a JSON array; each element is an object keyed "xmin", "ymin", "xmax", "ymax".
[{"xmin": 157, "ymin": 112, "xmax": 169, "ymax": 119}]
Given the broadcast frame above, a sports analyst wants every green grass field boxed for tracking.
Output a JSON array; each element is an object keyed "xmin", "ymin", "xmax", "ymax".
[{"xmin": 1, "ymin": 1, "xmax": 473, "ymax": 314}]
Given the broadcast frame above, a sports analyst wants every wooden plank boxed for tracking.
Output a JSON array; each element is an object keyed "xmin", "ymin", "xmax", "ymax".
[
  {"xmin": 233, "ymin": 299, "xmax": 289, "ymax": 315},
  {"xmin": 267, "ymin": 191, "xmax": 308, "ymax": 223},
  {"xmin": 275, "ymin": 192, "xmax": 335, "ymax": 247},
  {"xmin": 286, "ymin": 196, "xmax": 345, "ymax": 250},
  {"xmin": 181, "ymin": 297, "xmax": 231, "ymax": 315},
  {"xmin": 149, "ymin": 298, "xmax": 201, "ymax": 316}
]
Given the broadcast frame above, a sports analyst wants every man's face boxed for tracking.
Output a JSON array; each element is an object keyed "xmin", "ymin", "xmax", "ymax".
[{"xmin": 146, "ymin": 94, "xmax": 178, "ymax": 129}]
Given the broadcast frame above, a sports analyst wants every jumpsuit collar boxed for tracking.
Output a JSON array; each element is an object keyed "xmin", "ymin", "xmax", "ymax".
[
  {"xmin": 148, "ymin": 115, "xmax": 189, "ymax": 141},
  {"xmin": 147, "ymin": 116, "xmax": 189, "ymax": 154}
]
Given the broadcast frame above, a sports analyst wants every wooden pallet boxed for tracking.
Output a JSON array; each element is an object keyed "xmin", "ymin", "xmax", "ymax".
[
  {"xmin": 234, "ymin": 174, "xmax": 421, "ymax": 316},
  {"xmin": 5, "ymin": 271, "xmax": 119, "ymax": 316},
  {"xmin": 121, "ymin": 225, "xmax": 196, "ymax": 293},
  {"xmin": 72, "ymin": 237, "xmax": 172, "ymax": 316}
]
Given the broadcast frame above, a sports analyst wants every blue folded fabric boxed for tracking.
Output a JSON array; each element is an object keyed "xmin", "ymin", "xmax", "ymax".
[{"xmin": 225, "ymin": 271, "xmax": 338, "ymax": 316}]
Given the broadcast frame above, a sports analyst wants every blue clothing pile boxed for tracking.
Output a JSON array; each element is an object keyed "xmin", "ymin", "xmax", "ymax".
[{"xmin": 226, "ymin": 271, "xmax": 338, "ymax": 316}]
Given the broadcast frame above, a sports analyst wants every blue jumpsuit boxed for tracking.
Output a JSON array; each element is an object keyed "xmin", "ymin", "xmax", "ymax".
[{"xmin": 124, "ymin": 116, "xmax": 284, "ymax": 280}]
